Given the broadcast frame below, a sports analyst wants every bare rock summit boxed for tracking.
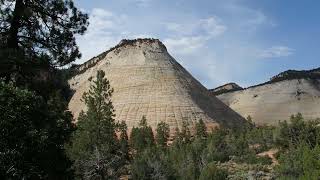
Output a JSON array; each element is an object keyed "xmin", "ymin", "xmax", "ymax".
[{"xmin": 68, "ymin": 38, "xmax": 246, "ymax": 130}]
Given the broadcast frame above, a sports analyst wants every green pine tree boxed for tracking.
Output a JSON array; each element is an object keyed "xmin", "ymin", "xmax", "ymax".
[
  {"xmin": 67, "ymin": 70, "xmax": 123, "ymax": 179},
  {"xmin": 118, "ymin": 121, "xmax": 130, "ymax": 162},
  {"xmin": 130, "ymin": 116, "xmax": 155, "ymax": 152},
  {"xmin": 156, "ymin": 122, "xmax": 170, "ymax": 148},
  {"xmin": 0, "ymin": 0, "xmax": 88, "ymax": 80}
]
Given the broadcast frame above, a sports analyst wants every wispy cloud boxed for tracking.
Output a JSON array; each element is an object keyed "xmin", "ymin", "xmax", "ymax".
[
  {"xmin": 259, "ymin": 46, "xmax": 294, "ymax": 58},
  {"xmin": 164, "ymin": 36, "xmax": 207, "ymax": 55},
  {"xmin": 134, "ymin": 0, "xmax": 153, "ymax": 7},
  {"xmin": 163, "ymin": 16, "xmax": 226, "ymax": 55},
  {"xmin": 164, "ymin": 16, "xmax": 226, "ymax": 37}
]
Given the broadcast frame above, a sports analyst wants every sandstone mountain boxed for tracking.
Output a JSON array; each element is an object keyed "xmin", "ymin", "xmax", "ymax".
[
  {"xmin": 68, "ymin": 39, "xmax": 246, "ymax": 130},
  {"xmin": 213, "ymin": 68, "xmax": 320, "ymax": 126}
]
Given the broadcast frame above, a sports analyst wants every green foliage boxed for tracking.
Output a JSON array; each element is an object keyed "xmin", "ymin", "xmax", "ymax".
[
  {"xmin": 246, "ymin": 126, "xmax": 275, "ymax": 152},
  {"xmin": 277, "ymin": 144, "xmax": 320, "ymax": 179},
  {"xmin": 201, "ymin": 129, "xmax": 230, "ymax": 162},
  {"xmin": 174, "ymin": 121, "xmax": 191, "ymax": 146},
  {"xmin": 199, "ymin": 162, "xmax": 228, "ymax": 180},
  {"xmin": 195, "ymin": 119, "xmax": 207, "ymax": 138},
  {"xmin": 274, "ymin": 113, "xmax": 320, "ymax": 179},
  {"xmin": 0, "ymin": 81, "xmax": 74, "ymax": 179},
  {"xmin": 130, "ymin": 116, "xmax": 155, "ymax": 152},
  {"xmin": 67, "ymin": 70, "xmax": 124, "ymax": 179},
  {"xmin": 118, "ymin": 121, "xmax": 130, "ymax": 162},
  {"xmin": 276, "ymin": 113, "xmax": 320, "ymax": 149},
  {"xmin": 0, "ymin": 0, "xmax": 88, "ymax": 68},
  {"xmin": 131, "ymin": 147, "xmax": 175, "ymax": 180},
  {"xmin": 156, "ymin": 122, "xmax": 170, "ymax": 148}
]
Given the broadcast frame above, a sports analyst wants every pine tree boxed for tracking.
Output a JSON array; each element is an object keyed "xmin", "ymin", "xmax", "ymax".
[
  {"xmin": 67, "ymin": 70, "xmax": 123, "ymax": 179},
  {"xmin": 156, "ymin": 122, "xmax": 170, "ymax": 148},
  {"xmin": 118, "ymin": 121, "xmax": 130, "ymax": 162},
  {"xmin": 0, "ymin": 0, "xmax": 88, "ymax": 73},
  {"xmin": 181, "ymin": 121, "xmax": 191, "ymax": 143},
  {"xmin": 130, "ymin": 116, "xmax": 155, "ymax": 152}
]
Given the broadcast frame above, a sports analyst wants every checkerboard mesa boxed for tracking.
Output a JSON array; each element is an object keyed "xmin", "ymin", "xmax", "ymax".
[{"xmin": 68, "ymin": 38, "xmax": 246, "ymax": 131}]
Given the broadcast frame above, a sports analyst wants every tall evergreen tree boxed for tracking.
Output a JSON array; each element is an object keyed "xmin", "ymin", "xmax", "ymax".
[
  {"xmin": 0, "ymin": 0, "xmax": 88, "ymax": 79},
  {"xmin": 118, "ymin": 121, "xmax": 130, "ymax": 162},
  {"xmin": 130, "ymin": 116, "xmax": 155, "ymax": 152},
  {"xmin": 67, "ymin": 70, "xmax": 123, "ymax": 179},
  {"xmin": 156, "ymin": 122, "xmax": 170, "ymax": 148}
]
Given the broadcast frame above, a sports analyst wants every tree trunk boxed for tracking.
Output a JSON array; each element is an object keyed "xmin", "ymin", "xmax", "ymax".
[{"xmin": 8, "ymin": 0, "xmax": 24, "ymax": 49}]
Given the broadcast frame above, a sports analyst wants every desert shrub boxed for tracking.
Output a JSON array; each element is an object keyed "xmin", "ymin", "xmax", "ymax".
[{"xmin": 199, "ymin": 162, "xmax": 228, "ymax": 180}]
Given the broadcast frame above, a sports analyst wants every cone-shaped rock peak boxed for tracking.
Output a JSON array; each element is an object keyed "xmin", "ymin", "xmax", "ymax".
[{"xmin": 68, "ymin": 38, "xmax": 246, "ymax": 130}]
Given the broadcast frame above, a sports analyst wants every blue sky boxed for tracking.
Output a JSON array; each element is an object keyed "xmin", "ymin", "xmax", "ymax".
[{"xmin": 74, "ymin": 0, "xmax": 320, "ymax": 88}]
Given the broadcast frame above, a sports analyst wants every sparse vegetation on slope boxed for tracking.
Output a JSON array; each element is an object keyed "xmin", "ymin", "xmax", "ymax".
[{"xmin": 64, "ymin": 71, "xmax": 320, "ymax": 179}]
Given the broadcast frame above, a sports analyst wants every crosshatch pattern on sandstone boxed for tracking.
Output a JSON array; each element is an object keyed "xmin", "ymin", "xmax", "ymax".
[{"xmin": 68, "ymin": 39, "xmax": 246, "ymax": 130}]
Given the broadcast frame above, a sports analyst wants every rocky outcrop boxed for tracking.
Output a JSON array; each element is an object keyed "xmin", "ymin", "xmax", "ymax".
[
  {"xmin": 68, "ymin": 39, "xmax": 246, "ymax": 130},
  {"xmin": 214, "ymin": 69, "xmax": 320, "ymax": 126},
  {"xmin": 209, "ymin": 83, "xmax": 243, "ymax": 96}
]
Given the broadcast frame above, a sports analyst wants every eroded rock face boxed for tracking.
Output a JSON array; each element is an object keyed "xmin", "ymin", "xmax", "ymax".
[
  {"xmin": 216, "ymin": 78, "xmax": 320, "ymax": 126},
  {"xmin": 68, "ymin": 39, "xmax": 246, "ymax": 130}
]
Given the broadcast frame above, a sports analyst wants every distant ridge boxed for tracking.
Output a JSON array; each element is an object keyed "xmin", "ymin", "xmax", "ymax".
[
  {"xmin": 246, "ymin": 67, "xmax": 320, "ymax": 90},
  {"xmin": 213, "ymin": 67, "xmax": 320, "ymax": 125}
]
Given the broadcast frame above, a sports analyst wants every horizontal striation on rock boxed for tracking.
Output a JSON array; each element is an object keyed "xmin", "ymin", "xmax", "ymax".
[
  {"xmin": 68, "ymin": 39, "xmax": 246, "ymax": 130},
  {"xmin": 216, "ymin": 79, "xmax": 320, "ymax": 125}
]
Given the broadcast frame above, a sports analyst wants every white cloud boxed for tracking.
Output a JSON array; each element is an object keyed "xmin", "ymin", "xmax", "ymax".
[
  {"xmin": 259, "ymin": 46, "xmax": 294, "ymax": 58},
  {"xmin": 165, "ymin": 16, "xmax": 226, "ymax": 37},
  {"xmin": 163, "ymin": 16, "xmax": 226, "ymax": 55},
  {"xmin": 134, "ymin": 0, "xmax": 153, "ymax": 7},
  {"xmin": 164, "ymin": 36, "xmax": 207, "ymax": 55},
  {"xmin": 76, "ymin": 8, "xmax": 129, "ymax": 63},
  {"xmin": 199, "ymin": 17, "xmax": 227, "ymax": 37}
]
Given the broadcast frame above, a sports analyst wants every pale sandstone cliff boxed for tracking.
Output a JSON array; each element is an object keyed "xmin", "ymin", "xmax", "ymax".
[
  {"xmin": 68, "ymin": 39, "xmax": 246, "ymax": 130},
  {"xmin": 215, "ymin": 71, "xmax": 320, "ymax": 126}
]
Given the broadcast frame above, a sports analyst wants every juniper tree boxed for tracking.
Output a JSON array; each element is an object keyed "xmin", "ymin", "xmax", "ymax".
[{"xmin": 67, "ymin": 70, "xmax": 123, "ymax": 179}]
